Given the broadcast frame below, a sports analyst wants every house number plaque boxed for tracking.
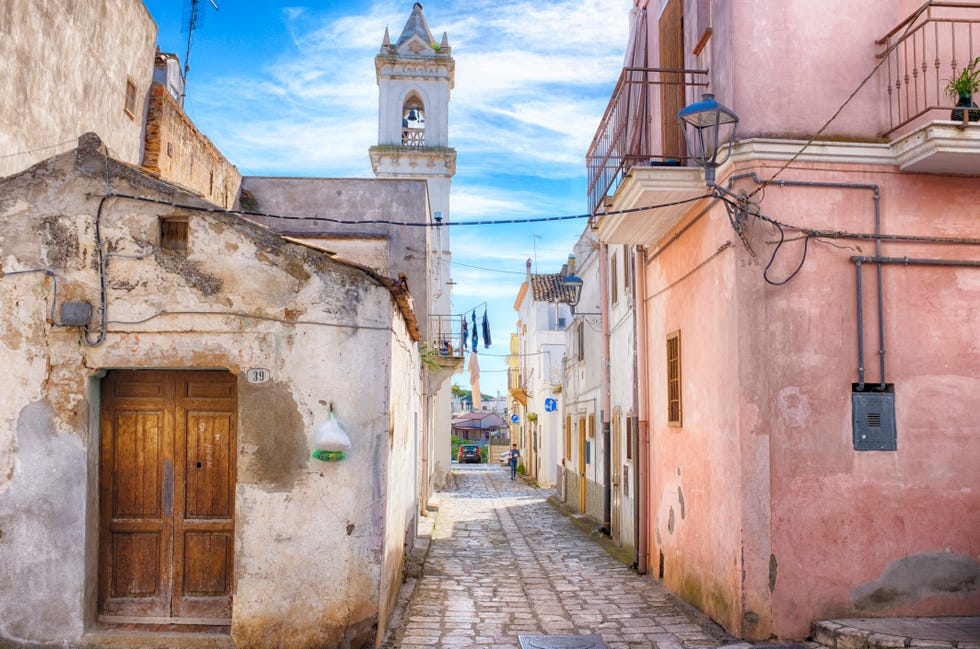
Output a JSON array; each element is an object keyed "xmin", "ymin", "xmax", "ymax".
[{"xmin": 246, "ymin": 368, "xmax": 270, "ymax": 384}]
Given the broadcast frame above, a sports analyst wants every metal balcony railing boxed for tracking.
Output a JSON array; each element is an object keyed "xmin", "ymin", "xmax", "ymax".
[
  {"xmin": 428, "ymin": 315, "xmax": 464, "ymax": 358},
  {"xmin": 877, "ymin": 2, "xmax": 980, "ymax": 136},
  {"xmin": 586, "ymin": 67, "xmax": 708, "ymax": 216}
]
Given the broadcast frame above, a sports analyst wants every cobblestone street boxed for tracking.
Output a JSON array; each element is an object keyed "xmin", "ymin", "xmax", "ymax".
[{"xmin": 383, "ymin": 464, "xmax": 735, "ymax": 649}]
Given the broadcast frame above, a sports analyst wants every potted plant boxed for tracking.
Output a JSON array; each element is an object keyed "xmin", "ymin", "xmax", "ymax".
[{"xmin": 946, "ymin": 56, "xmax": 980, "ymax": 122}]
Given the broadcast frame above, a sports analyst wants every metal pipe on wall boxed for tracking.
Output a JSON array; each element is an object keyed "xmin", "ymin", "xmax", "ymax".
[
  {"xmin": 733, "ymin": 173, "xmax": 886, "ymax": 388},
  {"xmin": 600, "ymin": 242, "xmax": 612, "ymax": 536},
  {"xmin": 634, "ymin": 245, "xmax": 650, "ymax": 575}
]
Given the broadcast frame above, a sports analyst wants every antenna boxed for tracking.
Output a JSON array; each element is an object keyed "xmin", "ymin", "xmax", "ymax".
[
  {"xmin": 530, "ymin": 234, "xmax": 542, "ymax": 273},
  {"xmin": 180, "ymin": 0, "xmax": 219, "ymax": 107}
]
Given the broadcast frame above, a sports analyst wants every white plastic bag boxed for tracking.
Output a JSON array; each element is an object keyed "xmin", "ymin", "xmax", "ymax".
[{"xmin": 312, "ymin": 410, "xmax": 351, "ymax": 461}]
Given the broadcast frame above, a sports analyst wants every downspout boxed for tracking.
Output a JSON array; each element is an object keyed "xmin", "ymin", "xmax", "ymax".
[
  {"xmin": 634, "ymin": 245, "xmax": 650, "ymax": 575},
  {"xmin": 599, "ymin": 242, "xmax": 612, "ymax": 536}
]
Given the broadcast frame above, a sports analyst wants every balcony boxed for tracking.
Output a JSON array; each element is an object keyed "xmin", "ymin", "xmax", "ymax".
[
  {"xmin": 587, "ymin": 67, "xmax": 711, "ymax": 245},
  {"xmin": 426, "ymin": 315, "xmax": 465, "ymax": 382},
  {"xmin": 507, "ymin": 366, "xmax": 528, "ymax": 407},
  {"xmin": 877, "ymin": 2, "xmax": 980, "ymax": 174}
]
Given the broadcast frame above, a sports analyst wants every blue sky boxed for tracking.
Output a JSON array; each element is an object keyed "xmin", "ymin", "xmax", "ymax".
[{"xmin": 141, "ymin": 0, "xmax": 633, "ymax": 398}]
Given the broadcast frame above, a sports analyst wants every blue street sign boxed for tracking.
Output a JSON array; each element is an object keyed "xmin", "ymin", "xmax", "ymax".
[
  {"xmin": 544, "ymin": 398, "xmax": 557, "ymax": 412},
  {"xmin": 511, "ymin": 414, "xmax": 519, "ymax": 423}
]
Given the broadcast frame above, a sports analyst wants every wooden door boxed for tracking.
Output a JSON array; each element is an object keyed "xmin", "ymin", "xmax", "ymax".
[
  {"xmin": 611, "ymin": 413, "xmax": 622, "ymax": 542},
  {"xmin": 659, "ymin": 0, "xmax": 687, "ymax": 161},
  {"xmin": 577, "ymin": 416, "xmax": 587, "ymax": 513},
  {"xmin": 99, "ymin": 370, "xmax": 237, "ymax": 626}
]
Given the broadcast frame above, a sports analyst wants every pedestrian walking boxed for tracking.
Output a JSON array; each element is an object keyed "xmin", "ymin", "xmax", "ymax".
[{"xmin": 507, "ymin": 443, "xmax": 520, "ymax": 479}]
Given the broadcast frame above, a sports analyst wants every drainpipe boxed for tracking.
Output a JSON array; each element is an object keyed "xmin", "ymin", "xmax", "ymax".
[
  {"xmin": 633, "ymin": 245, "xmax": 650, "ymax": 575},
  {"xmin": 599, "ymin": 242, "xmax": 612, "ymax": 536}
]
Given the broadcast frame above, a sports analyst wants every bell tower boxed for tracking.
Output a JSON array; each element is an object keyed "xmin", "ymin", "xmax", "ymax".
[
  {"xmin": 371, "ymin": 3, "xmax": 458, "ymax": 499},
  {"xmin": 371, "ymin": 3, "xmax": 455, "ymax": 180}
]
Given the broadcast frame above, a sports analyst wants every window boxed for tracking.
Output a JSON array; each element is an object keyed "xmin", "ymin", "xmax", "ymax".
[
  {"xmin": 124, "ymin": 79, "xmax": 137, "ymax": 119},
  {"xmin": 576, "ymin": 321, "xmax": 585, "ymax": 361},
  {"xmin": 624, "ymin": 248, "xmax": 633, "ymax": 296},
  {"xmin": 401, "ymin": 95, "xmax": 425, "ymax": 147},
  {"xmin": 161, "ymin": 217, "xmax": 189, "ymax": 253},
  {"xmin": 667, "ymin": 331, "xmax": 682, "ymax": 426},
  {"xmin": 610, "ymin": 251, "xmax": 619, "ymax": 305}
]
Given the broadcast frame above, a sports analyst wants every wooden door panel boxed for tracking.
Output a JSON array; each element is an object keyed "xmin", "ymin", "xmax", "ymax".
[
  {"xmin": 183, "ymin": 412, "xmax": 234, "ymax": 518},
  {"xmin": 173, "ymin": 373, "xmax": 236, "ymax": 621},
  {"xmin": 100, "ymin": 370, "xmax": 236, "ymax": 625},
  {"xmin": 659, "ymin": 0, "xmax": 686, "ymax": 160},
  {"xmin": 109, "ymin": 532, "xmax": 162, "ymax": 597},
  {"xmin": 99, "ymin": 373, "xmax": 174, "ymax": 618},
  {"xmin": 110, "ymin": 411, "xmax": 164, "ymax": 518}
]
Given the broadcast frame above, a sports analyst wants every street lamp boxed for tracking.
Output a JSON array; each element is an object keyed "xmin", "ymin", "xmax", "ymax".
[
  {"xmin": 562, "ymin": 254, "xmax": 585, "ymax": 315},
  {"xmin": 678, "ymin": 93, "xmax": 739, "ymax": 187}
]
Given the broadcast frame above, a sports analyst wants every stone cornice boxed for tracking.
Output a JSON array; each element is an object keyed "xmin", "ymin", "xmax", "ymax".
[
  {"xmin": 731, "ymin": 138, "xmax": 895, "ymax": 167},
  {"xmin": 369, "ymin": 146, "xmax": 457, "ymax": 177}
]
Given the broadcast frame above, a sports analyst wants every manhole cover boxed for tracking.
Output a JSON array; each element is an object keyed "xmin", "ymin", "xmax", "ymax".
[{"xmin": 518, "ymin": 634, "xmax": 608, "ymax": 649}]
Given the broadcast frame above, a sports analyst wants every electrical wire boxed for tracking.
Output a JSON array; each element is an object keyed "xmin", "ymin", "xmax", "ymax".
[
  {"xmin": 102, "ymin": 191, "xmax": 711, "ymax": 229},
  {"xmin": 452, "ymin": 260, "xmax": 527, "ymax": 275},
  {"xmin": 2, "ymin": 269, "xmax": 60, "ymax": 324},
  {"xmin": 0, "ymin": 137, "xmax": 78, "ymax": 160}
]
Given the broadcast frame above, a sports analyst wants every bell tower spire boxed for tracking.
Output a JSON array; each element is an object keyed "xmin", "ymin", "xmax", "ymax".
[{"xmin": 371, "ymin": 3, "xmax": 455, "ymax": 173}]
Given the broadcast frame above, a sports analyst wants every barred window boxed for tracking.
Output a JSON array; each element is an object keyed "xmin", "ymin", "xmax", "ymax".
[{"xmin": 667, "ymin": 330, "xmax": 682, "ymax": 426}]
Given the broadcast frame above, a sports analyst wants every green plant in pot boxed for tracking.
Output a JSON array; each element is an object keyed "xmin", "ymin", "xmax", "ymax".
[{"xmin": 946, "ymin": 56, "xmax": 980, "ymax": 122}]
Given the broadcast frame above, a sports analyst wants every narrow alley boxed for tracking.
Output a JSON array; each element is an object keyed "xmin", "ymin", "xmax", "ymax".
[{"xmin": 383, "ymin": 464, "xmax": 737, "ymax": 649}]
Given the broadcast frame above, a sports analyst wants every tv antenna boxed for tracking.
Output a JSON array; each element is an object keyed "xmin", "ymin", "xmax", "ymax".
[{"xmin": 180, "ymin": 0, "xmax": 219, "ymax": 107}]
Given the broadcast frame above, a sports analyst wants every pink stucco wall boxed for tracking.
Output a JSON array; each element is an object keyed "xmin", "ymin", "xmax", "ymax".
[{"xmin": 643, "ymin": 159, "xmax": 980, "ymax": 639}]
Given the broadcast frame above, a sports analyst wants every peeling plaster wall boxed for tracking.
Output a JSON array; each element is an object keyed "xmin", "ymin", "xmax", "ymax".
[
  {"xmin": 0, "ymin": 0, "xmax": 156, "ymax": 178},
  {"xmin": 0, "ymin": 402, "xmax": 87, "ymax": 643},
  {"xmin": 0, "ymin": 137, "xmax": 420, "ymax": 649}
]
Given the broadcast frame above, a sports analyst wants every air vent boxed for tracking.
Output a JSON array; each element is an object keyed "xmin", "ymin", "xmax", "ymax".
[{"xmin": 852, "ymin": 385, "xmax": 896, "ymax": 451}]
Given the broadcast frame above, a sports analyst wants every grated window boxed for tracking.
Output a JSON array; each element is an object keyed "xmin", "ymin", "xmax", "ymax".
[
  {"xmin": 124, "ymin": 79, "xmax": 137, "ymax": 119},
  {"xmin": 161, "ymin": 218, "xmax": 188, "ymax": 253},
  {"xmin": 667, "ymin": 330, "xmax": 682, "ymax": 426}
]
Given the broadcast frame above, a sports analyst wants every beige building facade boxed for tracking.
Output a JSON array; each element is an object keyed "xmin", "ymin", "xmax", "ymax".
[{"xmin": 0, "ymin": 0, "xmax": 156, "ymax": 178}]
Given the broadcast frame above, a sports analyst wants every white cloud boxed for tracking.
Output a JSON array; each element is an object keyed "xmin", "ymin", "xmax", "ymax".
[{"xmin": 179, "ymin": 0, "xmax": 631, "ymax": 180}]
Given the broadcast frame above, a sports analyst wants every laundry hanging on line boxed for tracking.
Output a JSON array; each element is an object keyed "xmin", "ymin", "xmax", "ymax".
[
  {"xmin": 482, "ymin": 308, "xmax": 491, "ymax": 348},
  {"xmin": 471, "ymin": 311, "xmax": 478, "ymax": 352}
]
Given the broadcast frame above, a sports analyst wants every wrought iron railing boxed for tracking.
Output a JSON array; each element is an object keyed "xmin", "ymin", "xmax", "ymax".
[
  {"xmin": 586, "ymin": 67, "xmax": 708, "ymax": 216},
  {"xmin": 877, "ymin": 2, "xmax": 980, "ymax": 136},
  {"xmin": 428, "ymin": 315, "xmax": 464, "ymax": 357}
]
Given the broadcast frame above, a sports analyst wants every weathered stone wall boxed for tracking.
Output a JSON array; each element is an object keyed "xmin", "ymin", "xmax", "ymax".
[
  {"xmin": 0, "ymin": 0, "xmax": 156, "ymax": 178},
  {"xmin": 0, "ymin": 135, "xmax": 420, "ymax": 648},
  {"xmin": 143, "ymin": 83, "xmax": 242, "ymax": 208}
]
